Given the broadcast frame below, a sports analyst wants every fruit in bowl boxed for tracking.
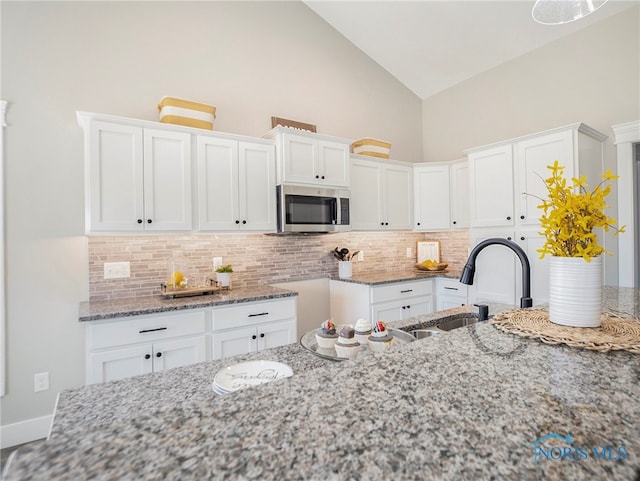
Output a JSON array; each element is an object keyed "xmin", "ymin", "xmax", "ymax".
[{"xmin": 416, "ymin": 259, "xmax": 448, "ymax": 271}]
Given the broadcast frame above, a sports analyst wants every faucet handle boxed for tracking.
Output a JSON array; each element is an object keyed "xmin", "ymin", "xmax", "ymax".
[{"xmin": 474, "ymin": 303, "xmax": 489, "ymax": 321}]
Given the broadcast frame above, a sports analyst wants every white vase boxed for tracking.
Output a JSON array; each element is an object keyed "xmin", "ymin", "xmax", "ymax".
[{"xmin": 548, "ymin": 255, "xmax": 602, "ymax": 328}]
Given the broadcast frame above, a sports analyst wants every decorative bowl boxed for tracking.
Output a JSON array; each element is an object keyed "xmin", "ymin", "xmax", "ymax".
[{"xmin": 415, "ymin": 262, "xmax": 448, "ymax": 272}]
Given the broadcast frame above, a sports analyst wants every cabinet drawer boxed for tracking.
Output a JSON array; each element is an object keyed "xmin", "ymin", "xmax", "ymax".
[
  {"xmin": 212, "ymin": 298, "xmax": 296, "ymax": 331},
  {"xmin": 437, "ymin": 278, "xmax": 468, "ymax": 298},
  {"xmin": 88, "ymin": 310, "xmax": 206, "ymax": 350},
  {"xmin": 371, "ymin": 280, "xmax": 432, "ymax": 304}
]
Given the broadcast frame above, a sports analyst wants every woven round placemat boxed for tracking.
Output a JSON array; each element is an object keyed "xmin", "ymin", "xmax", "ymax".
[{"xmin": 490, "ymin": 308, "xmax": 640, "ymax": 354}]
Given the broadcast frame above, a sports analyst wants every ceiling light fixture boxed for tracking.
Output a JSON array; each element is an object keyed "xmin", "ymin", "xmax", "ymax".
[{"xmin": 532, "ymin": 0, "xmax": 609, "ymax": 25}]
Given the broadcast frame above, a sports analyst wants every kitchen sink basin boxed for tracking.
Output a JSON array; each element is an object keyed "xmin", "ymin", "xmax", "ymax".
[
  {"xmin": 435, "ymin": 313, "xmax": 480, "ymax": 331},
  {"xmin": 409, "ymin": 312, "xmax": 492, "ymax": 338}
]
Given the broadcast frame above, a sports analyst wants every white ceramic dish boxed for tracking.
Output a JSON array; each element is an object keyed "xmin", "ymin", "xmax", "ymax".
[{"xmin": 212, "ymin": 360, "xmax": 293, "ymax": 394}]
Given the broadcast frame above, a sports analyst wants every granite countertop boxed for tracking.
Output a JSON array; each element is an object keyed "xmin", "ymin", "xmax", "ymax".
[
  {"xmin": 78, "ymin": 285, "xmax": 298, "ymax": 321},
  {"xmin": 6, "ymin": 287, "xmax": 640, "ymax": 480},
  {"xmin": 333, "ymin": 267, "xmax": 462, "ymax": 285}
]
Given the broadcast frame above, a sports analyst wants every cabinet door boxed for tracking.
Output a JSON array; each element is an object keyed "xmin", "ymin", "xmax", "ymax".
[
  {"xmin": 450, "ymin": 161, "xmax": 469, "ymax": 228},
  {"xmin": 257, "ymin": 319, "xmax": 296, "ymax": 351},
  {"xmin": 152, "ymin": 336, "xmax": 206, "ymax": 372},
  {"xmin": 371, "ymin": 300, "xmax": 405, "ymax": 323},
  {"xmin": 88, "ymin": 121, "xmax": 144, "ymax": 231},
  {"xmin": 239, "ymin": 141, "xmax": 276, "ymax": 231},
  {"xmin": 282, "ymin": 135, "xmax": 316, "ymax": 184},
  {"xmin": 197, "ymin": 136, "xmax": 240, "ymax": 230},
  {"xmin": 516, "ymin": 232, "xmax": 550, "ymax": 306},
  {"xmin": 143, "ymin": 129, "xmax": 192, "ymax": 230},
  {"xmin": 468, "ymin": 145, "xmax": 514, "ymax": 227},
  {"xmin": 211, "ymin": 326, "xmax": 257, "ymax": 360},
  {"xmin": 88, "ymin": 344, "xmax": 152, "ymax": 384},
  {"xmin": 515, "ymin": 130, "xmax": 574, "ymax": 227},
  {"xmin": 383, "ymin": 164, "xmax": 413, "ymax": 230},
  {"xmin": 350, "ymin": 158, "xmax": 383, "ymax": 230},
  {"xmin": 468, "ymin": 231, "xmax": 517, "ymax": 306},
  {"xmin": 404, "ymin": 298, "xmax": 432, "ymax": 319},
  {"xmin": 318, "ymin": 140, "xmax": 350, "ymax": 187},
  {"xmin": 413, "ymin": 164, "xmax": 450, "ymax": 230}
]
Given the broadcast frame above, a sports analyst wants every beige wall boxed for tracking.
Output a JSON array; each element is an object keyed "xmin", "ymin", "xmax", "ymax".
[
  {"xmin": 0, "ymin": 1, "xmax": 421, "ymax": 432},
  {"xmin": 422, "ymin": 6, "xmax": 640, "ymax": 163}
]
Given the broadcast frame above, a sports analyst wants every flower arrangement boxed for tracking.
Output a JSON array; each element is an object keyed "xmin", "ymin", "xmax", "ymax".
[
  {"xmin": 535, "ymin": 161, "xmax": 625, "ymax": 261},
  {"xmin": 215, "ymin": 264, "xmax": 233, "ymax": 273}
]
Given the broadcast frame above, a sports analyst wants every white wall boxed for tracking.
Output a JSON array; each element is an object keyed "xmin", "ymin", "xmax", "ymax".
[
  {"xmin": 0, "ymin": 1, "xmax": 421, "ymax": 436},
  {"xmin": 422, "ymin": 7, "xmax": 640, "ymax": 285}
]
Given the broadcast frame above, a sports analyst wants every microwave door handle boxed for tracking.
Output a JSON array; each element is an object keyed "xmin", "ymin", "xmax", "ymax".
[{"xmin": 333, "ymin": 199, "xmax": 338, "ymax": 224}]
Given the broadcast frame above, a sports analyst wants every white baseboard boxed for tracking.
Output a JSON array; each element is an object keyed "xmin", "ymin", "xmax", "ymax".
[{"xmin": 0, "ymin": 414, "xmax": 52, "ymax": 449}]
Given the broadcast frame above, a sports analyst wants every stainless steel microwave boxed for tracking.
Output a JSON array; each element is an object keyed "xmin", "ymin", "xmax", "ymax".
[{"xmin": 276, "ymin": 185, "xmax": 350, "ymax": 233}]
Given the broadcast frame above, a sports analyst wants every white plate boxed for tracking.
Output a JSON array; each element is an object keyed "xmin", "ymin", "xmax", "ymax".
[{"xmin": 212, "ymin": 360, "xmax": 293, "ymax": 393}]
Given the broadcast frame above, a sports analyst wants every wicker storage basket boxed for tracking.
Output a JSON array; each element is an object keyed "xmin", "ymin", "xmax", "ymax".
[
  {"xmin": 157, "ymin": 96, "xmax": 216, "ymax": 130},
  {"xmin": 351, "ymin": 138, "xmax": 391, "ymax": 159}
]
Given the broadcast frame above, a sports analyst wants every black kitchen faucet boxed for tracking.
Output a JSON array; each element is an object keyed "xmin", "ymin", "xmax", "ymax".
[{"xmin": 459, "ymin": 238, "xmax": 533, "ymax": 309}]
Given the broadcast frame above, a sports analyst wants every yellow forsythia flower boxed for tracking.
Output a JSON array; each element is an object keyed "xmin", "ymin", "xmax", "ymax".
[{"xmin": 536, "ymin": 162, "xmax": 625, "ymax": 261}]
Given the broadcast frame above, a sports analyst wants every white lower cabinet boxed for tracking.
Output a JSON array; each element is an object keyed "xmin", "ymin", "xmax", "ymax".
[
  {"xmin": 330, "ymin": 279, "xmax": 433, "ymax": 324},
  {"xmin": 85, "ymin": 310, "xmax": 207, "ymax": 384},
  {"xmin": 211, "ymin": 298, "xmax": 297, "ymax": 360},
  {"xmin": 435, "ymin": 278, "xmax": 469, "ymax": 311}
]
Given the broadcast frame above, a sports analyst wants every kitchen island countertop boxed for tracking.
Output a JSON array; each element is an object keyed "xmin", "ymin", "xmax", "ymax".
[{"xmin": 5, "ymin": 286, "xmax": 640, "ymax": 480}]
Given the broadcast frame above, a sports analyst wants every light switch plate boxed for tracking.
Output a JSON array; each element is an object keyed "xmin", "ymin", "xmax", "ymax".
[
  {"xmin": 104, "ymin": 262, "xmax": 130, "ymax": 279},
  {"xmin": 213, "ymin": 257, "xmax": 223, "ymax": 271},
  {"xmin": 34, "ymin": 372, "xmax": 49, "ymax": 392}
]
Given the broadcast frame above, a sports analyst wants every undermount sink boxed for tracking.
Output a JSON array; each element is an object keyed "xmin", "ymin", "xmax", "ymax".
[{"xmin": 410, "ymin": 312, "xmax": 491, "ymax": 338}]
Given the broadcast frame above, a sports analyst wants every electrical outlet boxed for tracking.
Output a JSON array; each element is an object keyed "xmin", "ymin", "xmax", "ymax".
[
  {"xmin": 104, "ymin": 262, "xmax": 130, "ymax": 279},
  {"xmin": 406, "ymin": 247, "xmax": 412, "ymax": 258},
  {"xmin": 357, "ymin": 251, "xmax": 364, "ymax": 262},
  {"xmin": 213, "ymin": 257, "xmax": 223, "ymax": 271},
  {"xmin": 34, "ymin": 372, "xmax": 49, "ymax": 392}
]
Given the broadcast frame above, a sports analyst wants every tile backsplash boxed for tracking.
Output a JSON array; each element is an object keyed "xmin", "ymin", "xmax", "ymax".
[{"xmin": 88, "ymin": 230, "xmax": 470, "ymax": 300}]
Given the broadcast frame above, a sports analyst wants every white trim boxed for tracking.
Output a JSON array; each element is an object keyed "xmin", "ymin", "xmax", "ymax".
[
  {"xmin": 612, "ymin": 120, "xmax": 640, "ymax": 287},
  {"xmin": 0, "ymin": 414, "xmax": 53, "ymax": 449},
  {"xmin": 0, "ymin": 100, "xmax": 6, "ymax": 397}
]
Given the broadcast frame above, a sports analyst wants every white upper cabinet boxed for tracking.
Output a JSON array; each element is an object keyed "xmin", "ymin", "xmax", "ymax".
[
  {"xmin": 351, "ymin": 156, "xmax": 412, "ymax": 231},
  {"xmin": 468, "ymin": 145, "xmax": 514, "ymax": 227},
  {"xmin": 467, "ymin": 123, "xmax": 606, "ymax": 230},
  {"xmin": 85, "ymin": 119, "xmax": 192, "ymax": 232},
  {"xmin": 414, "ymin": 163, "xmax": 450, "ymax": 231},
  {"xmin": 449, "ymin": 160, "xmax": 469, "ymax": 229},
  {"xmin": 263, "ymin": 126, "xmax": 350, "ymax": 188},
  {"xmin": 413, "ymin": 160, "xmax": 469, "ymax": 231},
  {"xmin": 196, "ymin": 136, "xmax": 276, "ymax": 231}
]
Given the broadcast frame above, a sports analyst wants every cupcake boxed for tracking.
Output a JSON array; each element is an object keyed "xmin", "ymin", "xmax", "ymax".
[
  {"xmin": 315, "ymin": 320, "xmax": 338, "ymax": 349},
  {"xmin": 368, "ymin": 321, "xmax": 394, "ymax": 353},
  {"xmin": 354, "ymin": 318, "xmax": 372, "ymax": 345},
  {"xmin": 334, "ymin": 326, "xmax": 361, "ymax": 359}
]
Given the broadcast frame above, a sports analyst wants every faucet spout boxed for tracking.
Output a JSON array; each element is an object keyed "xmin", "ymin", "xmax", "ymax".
[{"xmin": 460, "ymin": 238, "xmax": 533, "ymax": 309}]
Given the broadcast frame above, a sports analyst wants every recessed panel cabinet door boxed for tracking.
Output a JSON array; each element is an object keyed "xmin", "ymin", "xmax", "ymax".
[
  {"xmin": 197, "ymin": 136, "xmax": 239, "ymax": 230},
  {"xmin": 212, "ymin": 326, "xmax": 257, "ymax": 360},
  {"xmin": 89, "ymin": 345, "xmax": 153, "ymax": 384},
  {"xmin": 143, "ymin": 129, "xmax": 192, "ymax": 230},
  {"xmin": 468, "ymin": 145, "xmax": 514, "ymax": 227},
  {"xmin": 257, "ymin": 319, "xmax": 296, "ymax": 351},
  {"xmin": 515, "ymin": 130, "xmax": 574, "ymax": 227},
  {"xmin": 239, "ymin": 142, "xmax": 276, "ymax": 231},
  {"xmin": 450, "ymin": 161, "xmax": 469, "ymax": 228},
  {"xmin": 318, "ymin": 139, "xmax": 350, "ymax": 188},
  {"xmin": 88, "ymin": 121, "xmax": 144, "ymax": 231},
  {"xmin": 350, "ymin": 159, "xmax": 383, "ymax": 230},
  {"xmin": 414, "ymin": 164, "xmax": 450, "ymax": 230},
  {"xmin": 152, "ymin": 336, "xmax": 206, "ymax": 373},
  {"xmin": 384, "ymin": 164, "xmax": 413, "ymax": 230},
  {"xmin": 282, "ymin": 135, "xmax": 316, "ymax": 184}
]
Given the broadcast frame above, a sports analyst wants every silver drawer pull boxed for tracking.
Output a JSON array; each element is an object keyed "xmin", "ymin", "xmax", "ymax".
[
  {"xmin": 248, "ymin": 312, "xmax": 269, "ymax": 317},
  {"xmin": 139, "ymin": 327, "xmax": 168, "ymax": 334},
  {"xmin": 444, "ymin": 287, "xmax": 459, "ymax": 291},
  {"xmin": 400, "ymin": 289, "xmax": 413, "ymax": 294}
]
